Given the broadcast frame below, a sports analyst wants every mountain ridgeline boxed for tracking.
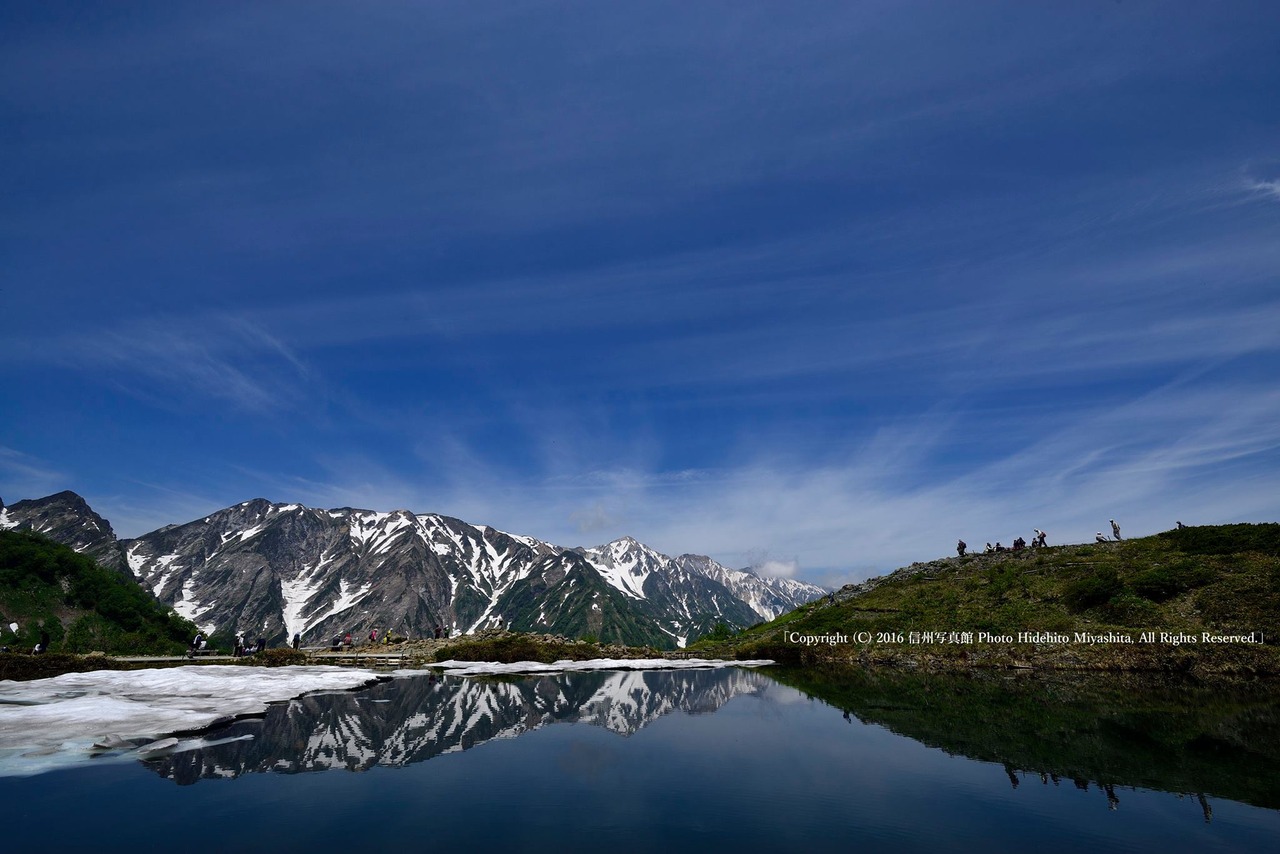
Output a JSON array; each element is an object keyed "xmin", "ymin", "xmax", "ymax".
[{"xmin": 0, "ymin": 492, "xmax": 824, "ymax": 650}]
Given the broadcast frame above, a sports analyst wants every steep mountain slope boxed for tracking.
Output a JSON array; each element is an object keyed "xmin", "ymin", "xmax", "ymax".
[
  {"xmin": 494, "ymin": 551, "xmax": 675, "ymax": 647},
  {"xmin": 122, "ymin": 500, "xmax": 558, "ymax": 646}
]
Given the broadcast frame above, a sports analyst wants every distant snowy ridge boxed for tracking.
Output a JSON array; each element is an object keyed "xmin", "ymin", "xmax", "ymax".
[{"xmin": 2, "ymin": 492, "xmax": 827, "ymax": 649}]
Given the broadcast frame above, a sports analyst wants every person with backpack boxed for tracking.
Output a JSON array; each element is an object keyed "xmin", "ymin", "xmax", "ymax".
[{"xmin": 957, "ymin": 540, "xmax": 967, "ymax": 557}]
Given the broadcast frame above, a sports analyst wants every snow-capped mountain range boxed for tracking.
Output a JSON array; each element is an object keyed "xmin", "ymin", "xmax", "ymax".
[
  {"xmin": 0, "ymin": 491, "xmax": 825, "ymax": 648},
  {"xmin": 154, "ymin": 668, "xmax": 772, "ymax": 784}
]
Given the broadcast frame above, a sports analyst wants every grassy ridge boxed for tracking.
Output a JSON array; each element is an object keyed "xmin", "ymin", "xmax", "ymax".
[
  {"xmin": 702, "ymin": 524, "xmax": 1280, "ymax": 673},
  {"xmin": 0, "ymin": 529, "xmax": 197, "ymax": 655}
]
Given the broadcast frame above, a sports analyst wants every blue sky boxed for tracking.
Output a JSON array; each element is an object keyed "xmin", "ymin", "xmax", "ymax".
[{"xmin": 3, "ymin": 1, "xmax": 1278, "ymax": 587}]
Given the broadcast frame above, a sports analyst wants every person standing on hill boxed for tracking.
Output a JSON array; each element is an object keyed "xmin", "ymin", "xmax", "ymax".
[
  {"xmin": 957, "ymin": 540, "xmax": 967, "ymax": 557},
  {"xmin": 1110, "ymin": 519, "xmax": 1122, "ymax": 540}
]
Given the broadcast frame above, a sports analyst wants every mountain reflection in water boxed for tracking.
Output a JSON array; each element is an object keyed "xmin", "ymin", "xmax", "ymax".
[{"xmin": 154, "ymin": 668, "xmax": 770, "ymax": 784}]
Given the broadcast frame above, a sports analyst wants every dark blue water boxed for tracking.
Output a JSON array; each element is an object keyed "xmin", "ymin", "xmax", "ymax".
[{"xmin": 4, "ymin": 667, "xmax": 1278, "ymax": 852}]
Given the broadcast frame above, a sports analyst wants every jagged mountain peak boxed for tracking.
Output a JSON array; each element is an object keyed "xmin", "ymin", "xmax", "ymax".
[{"xmin": 591, "ymin": 535, "xmax": 669, "ymax": 562}]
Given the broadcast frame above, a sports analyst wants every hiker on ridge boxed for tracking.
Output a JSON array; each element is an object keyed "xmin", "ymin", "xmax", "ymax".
[{"xmin": 1110, "ymin": 519, "xmax": 1122, "ymax": 540}]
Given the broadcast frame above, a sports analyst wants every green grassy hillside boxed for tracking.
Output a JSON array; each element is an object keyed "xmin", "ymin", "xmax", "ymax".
[
  {"xmin": 701, "ymin": 524, "xmax": 1280, "ymax": 674},
  {"xmin": 0, "ymin": 529, "xmax": 198, "ymax": 655}
]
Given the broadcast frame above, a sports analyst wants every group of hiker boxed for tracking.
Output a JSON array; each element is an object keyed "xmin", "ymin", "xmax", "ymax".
[
  {"xmin": 184, "ymin": 623, "xmax": 441, "ymax": 655},
  {"xmin": 956, "ymin": 528, "xmax": 1049, "ymax": 557},
  {"xmin": 183, "ymin": 620, "xmax": 455, "ymax": 657},
  {"xmin": 957, "ymin": 518, "xmax": 1148, "ymax": 556},
  {"xmin": 233, "ymin": 631, "xmax": 266, "ymax": 657},
  {"xmin": 185, "ymin": 629, "xmax": 265, "ymax": 657}
]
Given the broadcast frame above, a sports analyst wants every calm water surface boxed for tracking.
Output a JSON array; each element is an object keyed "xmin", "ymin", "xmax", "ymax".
[{"xmin": 4, "ymin": 666, "xmax": 1279, "ymax": 852}]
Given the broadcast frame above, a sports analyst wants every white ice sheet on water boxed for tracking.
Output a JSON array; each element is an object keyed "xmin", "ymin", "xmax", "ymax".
[
  {"xmin": 424, "ymin": 658, "xmax": 775, "ymax": 676},
  {"xmin": 0, "ymin": 665, "xmax": 379, "ymax": 777}
]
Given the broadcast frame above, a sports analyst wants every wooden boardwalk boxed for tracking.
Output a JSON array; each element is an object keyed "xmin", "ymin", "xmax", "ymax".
[
  {"xmin": 311, "ymin": 651, "xmax": 408, "ymax": 666},
  {"xmin": 113, "ymin": 649, "xmax": 416, "ymax": 667},
  {"xmin": 115, "ymin": 655, "xmax": 238, "ymax": 662}
]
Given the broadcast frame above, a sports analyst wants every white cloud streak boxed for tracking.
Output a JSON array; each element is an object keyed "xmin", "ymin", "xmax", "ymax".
[
  {"xmin": 7, "ymin": 315, "xmax": 313, "ymax": 413},
  {"xmin": 0, "ymin": 448, "xmax": 67, "ymax": 505}
]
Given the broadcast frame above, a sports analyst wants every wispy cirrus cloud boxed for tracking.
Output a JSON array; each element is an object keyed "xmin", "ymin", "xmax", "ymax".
[
  {"xmin": 1250, "ymin": 180, "xmax": 1280, "ymax": 201},
  {"xmin": 6, "ymin": 314, "xmax": 314, "ymax": 413},
  {"xmin": 0, "ymin": 448, "xmax": 67, "ymax": 505}
]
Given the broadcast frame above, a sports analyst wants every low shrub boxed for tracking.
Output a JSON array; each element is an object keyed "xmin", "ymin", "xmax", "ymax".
[
  {"xmin": 1063, "ymin": 568, "xmax": 1123, "ymax": 612},
  {"xmin": 435, "ymin": 634, "xmax": 602, "ymax": 664},
  {"xmin": 1131, "ymin": 563, "xmax": 1214, "ymax": 602}
]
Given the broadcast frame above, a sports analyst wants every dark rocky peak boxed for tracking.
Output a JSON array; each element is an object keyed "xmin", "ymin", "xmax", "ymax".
[{"xmin": 0, "ymin": 490, "xmax": 125, "ymax": 572}]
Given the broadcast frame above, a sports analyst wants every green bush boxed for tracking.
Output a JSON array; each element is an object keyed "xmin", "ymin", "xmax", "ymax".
[
  {"xmin": 1063, "ymin": 568, "xmax": 1123, "ymax": 612},
  {"xmin": 1159, "ymin": 523, "xmax": 1280, "ymax": 557},
  {"xmin": 1104, "ymin": 590, "xmax": 1160, "ymax": 623},
  {"xmin": 703, "ymin": 622, "xmax": 735, "ymax": 642},
  {"xmin": 435, "ymin": 633, "xmax": 602, "ymax": 664},
  {"xmin": 1131, "ymin": 562, "xmax": 1214, "ymax": 602},
  {"xmin": 238, "ymin": 647, "xmax": 309, "ymax": 667}
]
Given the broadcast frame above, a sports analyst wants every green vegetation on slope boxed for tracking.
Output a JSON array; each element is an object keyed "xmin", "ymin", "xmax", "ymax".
[
  {"xmin": 497, "ymin": 561, "xmax": 675, "ymax": 649},
  {"xmin": 708, "ymin": 524, "xmax": 1280, "ymax": 673},
  {"xmin": 0, "ymin": 529, "xmax": 197, "ymax": 655}
]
